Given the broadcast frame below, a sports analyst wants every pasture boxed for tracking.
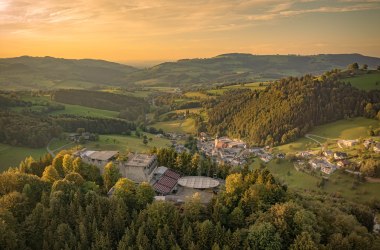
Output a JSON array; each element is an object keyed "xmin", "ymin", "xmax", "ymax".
[
  {"xmin": 342, "ymin": 72, "xmax": 380, "ymax": 91},
  {"xmin": 152, "ymin": 118, "xmax": 196, "ymax": 134}
]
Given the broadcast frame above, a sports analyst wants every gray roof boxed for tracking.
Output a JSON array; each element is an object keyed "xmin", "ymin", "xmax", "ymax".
[
  {"xmin": 87, "ymin": 151, "xmax": 119, "ymax": 161},
  {"xmin": 126, "ymin": 153, "xmax": 157, "ymax": 167},
  {"xmin": 178, "ymin": 176, "xmax": 220, "ymax": 189}
]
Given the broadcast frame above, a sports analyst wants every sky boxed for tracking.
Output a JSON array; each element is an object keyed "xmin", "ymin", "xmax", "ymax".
[{"xmin": 1, "ymin": 0, "xmax": 380, "ymax": 64}]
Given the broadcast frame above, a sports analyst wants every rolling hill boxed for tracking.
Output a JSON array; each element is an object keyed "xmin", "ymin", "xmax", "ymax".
[
  {"xmin": 0, "ymin": 56, "xmax": 138, "ymax": 90},
  {"xmin": 125, "ymin": 53, "xmax": 380, "ymax": 87},
  {"xmin": 1, "ymin": 53, "xmax": 380, "ymax": 89}
]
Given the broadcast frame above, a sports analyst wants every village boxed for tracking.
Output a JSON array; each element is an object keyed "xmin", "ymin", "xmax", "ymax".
[
  {"xmin": 70, "ymin": 132, "xmax": 380, "ymax": 205},
  {"xmin": 293, "ymin": 138, "xmax": 380, "ymax": 176}
]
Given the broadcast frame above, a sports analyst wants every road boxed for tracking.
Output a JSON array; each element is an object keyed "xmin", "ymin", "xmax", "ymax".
[
  {"xmin": 47, "ymin": 138, "xmax": 74, "ymax": 157},
  {"xmin": 305, "ymin": 133, "xmax": 339, "ymax": 146}
]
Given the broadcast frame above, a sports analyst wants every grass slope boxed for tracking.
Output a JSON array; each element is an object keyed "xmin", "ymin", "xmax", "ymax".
[
  {"xmin": 343, "ymin": 72, "xmax": 380, "ymax": 91},
  {"xmin": 277, "ymin": 117, "xmax": 380, "ymax": 153}
]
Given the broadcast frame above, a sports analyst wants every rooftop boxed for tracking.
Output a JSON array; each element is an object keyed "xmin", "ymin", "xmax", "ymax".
[
  {"xmin": 126, "ymin": 154, "xmax": 156, "ymax": 167},
  {"xmin": 86, "ymin": 151, "xmax": 118, "ymax": 161},
  {"xmin": 178, "ymin": 176, "xmax": 220, "ymax": 189}
]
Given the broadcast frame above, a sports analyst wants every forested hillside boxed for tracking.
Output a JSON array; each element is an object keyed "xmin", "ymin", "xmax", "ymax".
[
  {"xmin": 53, "ymin": 89, "xmax": 148, "ymax": 120},
  {"xmin": 0, "ymin": 111, "xmax": 62, "ymax": 148},
  {"xmin": 207, "ymin": 75, "xmax": 380, "ymax": 146},
  {"xmin": 0, "ymin": 148, "xmax": 379, "ymax": 249}
]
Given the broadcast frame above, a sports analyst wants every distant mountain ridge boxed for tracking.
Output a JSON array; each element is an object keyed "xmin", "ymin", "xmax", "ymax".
[
  {"xmin": 1, "ymin": 53, "xmax": 380, "ymax": 90},
  {"xmin": 0, "ymin": 56, "xmax": 138, "ymax": 90}
]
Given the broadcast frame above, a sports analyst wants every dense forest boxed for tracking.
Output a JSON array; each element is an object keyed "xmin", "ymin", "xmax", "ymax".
[
  {"xmin": 0, "ymin": 111, "xmax": 62, "ymax": 148},
  {"xmin": 0, "ymin": 148, "xmax": 379, "ymax": 249},
  {"xmin": 53, "ymin": 89, "xmax": 148, "ymax": 121},
  {"xmin": 53, "ymin": 115, "xmax": 136, "ymax": 135},
  {"xmin": 207, "ymin": 75, "xmax": 380, "ymax": 146}
]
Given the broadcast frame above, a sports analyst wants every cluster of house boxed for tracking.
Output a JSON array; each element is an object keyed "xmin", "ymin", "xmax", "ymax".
[
  {"xmin": 295, "ymin": 149, "xmax": 352, "ymax": 175},
  {"xmin": 74, "ymin": 148, "xmax": 220, "ymax": 203},
  {"xmin": 363, "ymin": 139, "xmax": 380, "ymax": 153},
  {"xmin": 197, "ymin": 136, "xmax": 251, "ymax": 166},
  {"xmin": 68, "ymin": 132, "xmax": 97, "ymax": 142}
]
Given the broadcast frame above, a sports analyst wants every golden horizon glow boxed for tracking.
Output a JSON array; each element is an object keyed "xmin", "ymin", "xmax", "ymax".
[{"xmin": 1, "ymin": 0, "xmax": 380, "ymax": 63}]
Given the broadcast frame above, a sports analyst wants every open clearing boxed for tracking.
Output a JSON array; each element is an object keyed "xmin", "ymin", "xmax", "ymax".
[
  {"xmin": 0, "ymin": 143, "xmax": 48, "ymax": 172},
  {"xmin": 152, "ymin": 118, "xmax": 196, "ymax": 134},
  {"xmin": 79, "ymin": 134, "xmax": 172, "ymax": 153},
  {"xmin": 342, "ymin": 72, "xmax": 380, "ymax": 91}
]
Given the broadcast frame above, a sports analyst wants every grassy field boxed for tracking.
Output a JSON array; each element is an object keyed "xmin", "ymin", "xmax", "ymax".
[
  {"xmin": 184, "ymin": 92, "xmax": 210, "ymax": 100},
  {"xmin": 207, "ymin": 81, "xmax": 269, "ymax": 95},
  {"xmin": 0, "ymin": 143, "xmax": 48, "ymax": 172},
  {"xmin": 343, "ymin": 72, "xmax": 380, "ymax": 91},
  {"xmin": 152, "ymin": 118, "xmax": 196, "ymax": 134},
  {"xmin": 277, "ymin": 117, "xmax": 380, "ymax": 153},
  {"xmin": 251, "ymin": 159, "xmax": 380, "ymax": 203},
  {"xmin": 78, "ymin": 134, "xmax": 172, "ymax": 154},
  {"xmin": 50, "ymin": 104, "xmax": 119, "ymax": 119},
  {"xmin": 17, "ymin": 94, "xmax": 120, "ymax": 119}
]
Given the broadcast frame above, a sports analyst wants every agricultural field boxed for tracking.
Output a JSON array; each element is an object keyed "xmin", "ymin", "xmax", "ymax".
[
  {"xmin": 277, "ymin": 117, "xmax": 380, "ymax": 153},
  {"xmin": 342, "ymin": 71, "xmax": 380, "ymax": 91},
  {"xmin": 207, "ymin": 81, "xmax": 270, "ymax": 95},
  {"xmin": 50, "ymin": 104, "xmax": 119, "ymax": 119},
  {"xmin": 152, "ymin": 118, "xmax": 196, "ymax": 134},
  {"xmin": 16, "ymin": 94, "xmax": 121, "ymax": 119}
]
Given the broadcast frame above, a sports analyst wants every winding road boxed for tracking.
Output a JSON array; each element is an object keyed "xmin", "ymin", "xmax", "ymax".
[
  {"xmin": 47, "ymin": 138, "xmax": 74, "ymax": 157},
  {"xmin": 304, "ymin": 133, "xmax": 339, "ymax": 148}
]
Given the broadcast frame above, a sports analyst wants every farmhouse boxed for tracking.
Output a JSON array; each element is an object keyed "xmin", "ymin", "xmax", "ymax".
[
  {"xmin": 338, "ymin": 139, "xmax": 358, "ymax": 148},
  {"xmin": 334, "ymin": 152, "xmax": 348, "ymax": 160},
  {"xmin": 374, "ymin": 143, "xmax": 380, "ymax": 153},
  {"xmin": 309, "ymin": 158, "xmax": 336, "ymax": 174},
  {"xmin": 323, "ymin": 150, "xmax": 334, "ymax": 158},
  {"xmin": 337, "ymin": 160, "xmax": 351, "ymax": 168},
  {"xmin": 363, "ymin": 139, "xmax": 374, "ymax": 149},
  {"xmin": 120, "ymin": 153, "xmax": 158, "ymax": 183}
]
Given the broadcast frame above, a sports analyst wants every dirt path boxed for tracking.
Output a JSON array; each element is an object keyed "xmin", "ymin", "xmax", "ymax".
[{"xmin": 47, "ymin": 138, "xmax": 74, "ymax": 157}]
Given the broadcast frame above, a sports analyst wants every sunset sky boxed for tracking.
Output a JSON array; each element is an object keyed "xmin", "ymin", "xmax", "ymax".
[{"xmin": 1, "ymin": 0, "xmax": 380, "ymax": 63}]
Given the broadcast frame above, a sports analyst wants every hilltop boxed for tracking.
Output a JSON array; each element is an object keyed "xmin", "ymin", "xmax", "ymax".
[
  {"xmin": 125, "ymin": 53, "xmax": 380, "ymax": 87},
  {"xmin": 1, "ymin": 53, "xmax": 380, "ymax": 89},
  {"xmin": 0, "ymin": 56, "xmax": 137, "ymax": 90}
]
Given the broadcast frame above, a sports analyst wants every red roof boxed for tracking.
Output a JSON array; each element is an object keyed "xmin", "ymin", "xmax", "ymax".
[
  {"xmin": 153, "ymin": 169, "xmax": 180, "ymax": 195},
  {"xmin": 165, "ymin": 169, "xmax": 181, "ymax": 179},
  {"xmin": 153, "ymin": 183, "xmax": 172, "ymax": 194}
]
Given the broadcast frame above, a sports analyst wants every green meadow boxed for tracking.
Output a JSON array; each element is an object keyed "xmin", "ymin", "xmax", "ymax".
[
  {"xmin": 0, "ymin": 143, "xmax": 48, "ymax": 172},
  {"xmin": 78, "ymin": 134, "xmax": 173, "ymax": 154},
  {"xmin": 152, "ymin": 118, "xmax": 196, "ymax": 134},
  {"xmin": 343, "ymin": 72, "xmax": 380, "ymax": 91}
]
